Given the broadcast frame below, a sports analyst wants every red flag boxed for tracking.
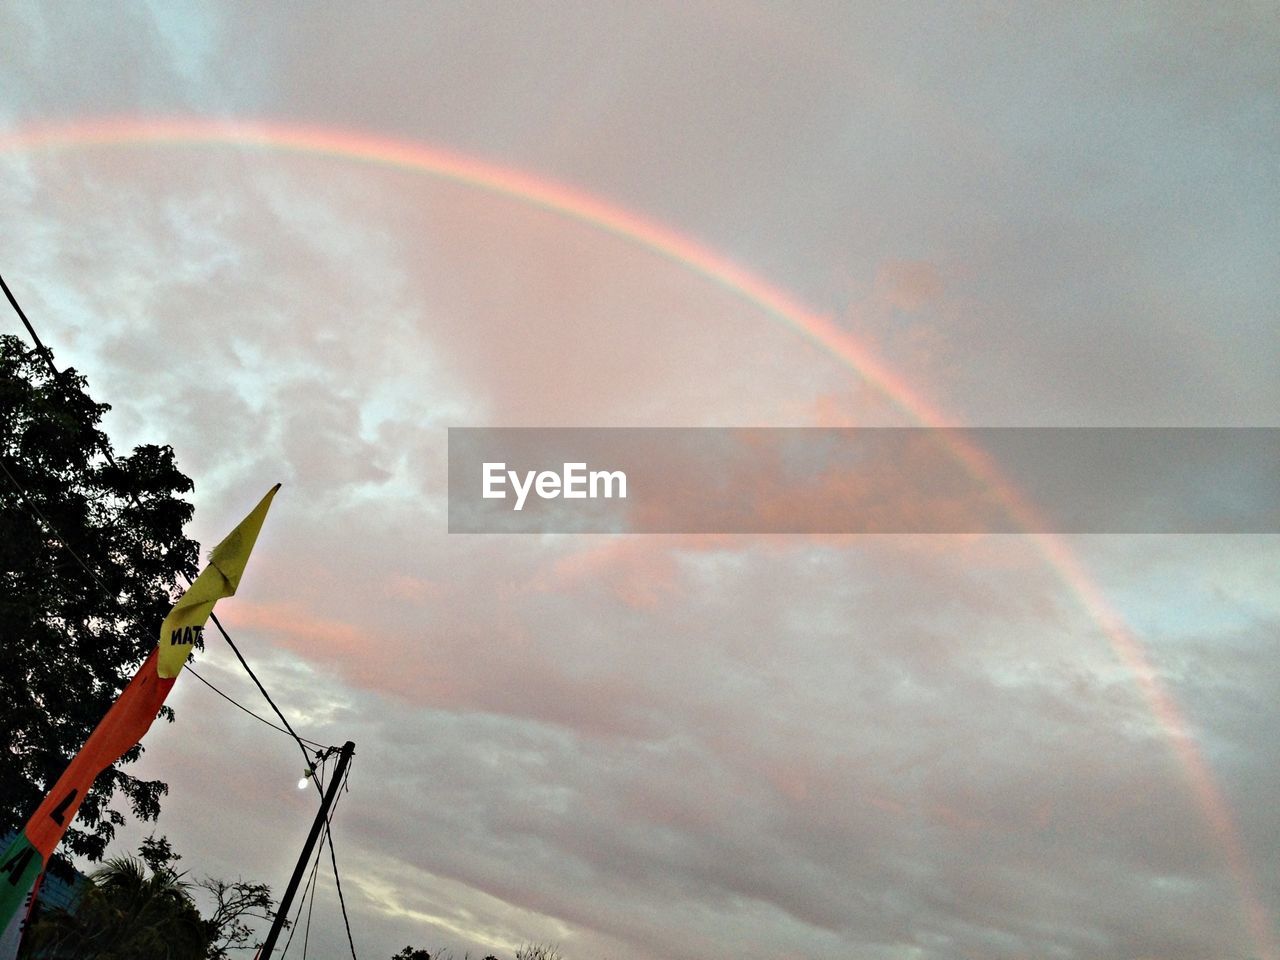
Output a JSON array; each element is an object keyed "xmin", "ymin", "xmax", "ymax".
[{"xmin": 0, "ymin": 485, "xmax": 279, "ymax": 943}]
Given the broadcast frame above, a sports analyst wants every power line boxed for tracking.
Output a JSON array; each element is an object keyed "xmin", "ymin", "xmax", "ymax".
[
  {"xmin": 1, "ymin": 269, "xmax": 324, "ymax": 785},
  {"xmin": 210, "ymin": 609, "xmax": 325, "ymax": 791},
  {"xmin": 323, "ymin": 759, "xmax": 360, "ymax": 960},
  {"xmin": 4, "ymin": 270, "xmax": 359, "ymax": 959},
  {"xmin": 301, "ymin": 761, "xmax": 334, "ymax": 958},
  {"xmin": 0, "ymin": 455, "xmax": 115, "ymax": 596},
  {"xmin": 279, "ymin": 769, "xmax": 331, "ymax": 960},
  {"xmin": 184, "ymin": 665, "xmax": 333, "ymax": 750},
  {"xmin": 280, "ymin": 760, "xmax": 356, "ymax": 960},
  {"xmin": 2, "ymin": 441, "xmax": 333, "ymax": 753},
  {"xmin": 0, "ymin": 271, "xmax": 58, "ymax": 380},
  {"xmin": 305, "ymin": 762, "xmax": 342, "ymax": 960},
  {"xmin": 300, "ymin": 848, "xmax": 319, "ymax": 960}
]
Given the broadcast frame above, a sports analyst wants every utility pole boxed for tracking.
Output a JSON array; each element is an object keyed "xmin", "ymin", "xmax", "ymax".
[{"xmin": 258, "ymin": 740, "xmax": 354, "ymax": 960}]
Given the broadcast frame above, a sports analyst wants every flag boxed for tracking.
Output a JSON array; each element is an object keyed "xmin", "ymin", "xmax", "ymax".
[
  {"xmin": 0, "ymin": 873, "xmax": 38, "ymax": 960},
  {"xmin": 0, "ymin": 485, "xmax": 280, "ymax": 944}
]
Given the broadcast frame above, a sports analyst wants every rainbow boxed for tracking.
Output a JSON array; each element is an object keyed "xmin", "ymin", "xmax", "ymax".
[{"xmin": 1, "ymin": 117, "xmax": 1272, "ymax": 957}]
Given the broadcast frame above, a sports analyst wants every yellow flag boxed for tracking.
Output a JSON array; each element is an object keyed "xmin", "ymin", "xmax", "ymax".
[
  {"xmin": 0, "ymin": 485, "xmax": 281, "ymax": 943},
  {"xmin": 157, "ymin": 483, "xmax": 280, "ymax": 678}
]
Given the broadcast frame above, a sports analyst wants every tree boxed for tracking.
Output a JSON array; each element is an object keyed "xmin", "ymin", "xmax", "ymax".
[
  {"xmin": 388, "ymin": 945, "xmax": 550, "ymax": 960},
  {"xmin": 139, "ymin": 834, "xmax": 277, "ymax": 958},
  {"xmin": 22, "ymin": 836, "xmax": 276, "ymax": 960},
  {"xmin": 515, "ymin": 945, "xmax": 563, "ymax": 960},
  {"xmin": 20, "ymin": 855, "xmax": 212, "ymax": 960},
  {"xmin": 0, "ymin": 333, "xmax": 199, "ymax": 864},
  {"xmin": 198, "ymin": 875, "xmax": 276, "ymax": 959}
]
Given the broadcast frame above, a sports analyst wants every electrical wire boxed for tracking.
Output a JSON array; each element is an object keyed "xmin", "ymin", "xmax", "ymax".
[
  {"xmin": 0, "ymin": 456, "xmax": 116, "ymax": 597},
  {"xmin": 300, "ymin": 828, "xmax": 321, "ymax": 960},
  {"xmin": 278, "ymin": 845, "xmax": 322, "ymax": 960},
  {"xmin": 281, "ymin": 757, "xmax": 356, "ymax": 960},
  {"xmin": 2, "ymin": 442, "xmax": 334, "ymax": 752},
  {"xmin": 0, "ymin": 271, "xmax": 58, "ymax": 379},
  {"xmin": 2, "ymin": 269, "xmax": 325, "ymax": 781},
  {"xmin": 4, "ymin": 269, "xmax": 360, "ymax": 959},
  {"xmin": 210, "ymin": 610, "xmax": 326, "ymax": 793},
  {"xmin": 283, "ymin": 759, "xmax": 332, "ymax": 960},
  {"xmin": 279, "ymin": 775, "xmax": 330, "ymax": 960},
  {"xmin": 184, "ymin": 665, "xmax": 333, "ymax": 750},
  {"xmin": 322, "ymin": 757, "xmax": 360, "ymax": 960}
]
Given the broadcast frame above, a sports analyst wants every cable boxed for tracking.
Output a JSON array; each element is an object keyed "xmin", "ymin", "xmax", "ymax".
[
  {"xmin": 2, "ymin": 269, "xmax": 325, "ymax": 786},
  {"xmin": 282, "ymin": 759, "xmax": 358, "ymax": 960},
  {"xmin": 0, "ymin": 272, "xmax": 59, "ymax": 381},
  {"xmin": 300, "ymin": 843, "xmax": 319, "ymax": 960},
  {"xmin": 5, "ymin": 271, "xmax": 358, "ymax": 956},
  {"xmin": 210, "ymin": 610, "xmax": 324, "ymax": 793},
  {"xmin": 287, "ymin": 758, "xmax": 332, "ymax": 960},
  {"xmin": 2, "ymin": 450, "xmax": 334, "ymax": 753},
  {"xmin": 278, "ymin": 820, "xmax": 327, "ymax": 959},
  {"xmin": 322, "ymin": 759, "xmax": 360, "ymax": 960},
  {"xmin": 183, "ymin": 665, "xmax": 333, "ymax": 750},
  {"xmin": 279, "ymin": 763, "xmax": 327, "ymax": 960},
  {"xmin": 0, "ymin": 456, "xmax": 116, "ymax": 597}
]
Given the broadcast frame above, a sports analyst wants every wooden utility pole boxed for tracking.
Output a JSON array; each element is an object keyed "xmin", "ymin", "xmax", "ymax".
[{"xmin": 258, "ymin": 740, "xmax": 354, "ymax": 960}]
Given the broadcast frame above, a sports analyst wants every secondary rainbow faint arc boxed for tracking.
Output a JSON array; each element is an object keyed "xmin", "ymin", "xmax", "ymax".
[{"xmin": 2, "ymin": 117, "xmax": 1272, "ymax": 957}]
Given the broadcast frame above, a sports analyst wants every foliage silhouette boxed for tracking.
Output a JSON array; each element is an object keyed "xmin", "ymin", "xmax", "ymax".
[
  {"xmin": 20, "ymin": 836, "xmax": 275, "ymax": 960},
  {"xmin": 20, "ymin": 855, "xmax": 211, "ymax": 960},
  {"xmin": 0, "ymin": 334, "xmax": 199, "ymax": 865}
]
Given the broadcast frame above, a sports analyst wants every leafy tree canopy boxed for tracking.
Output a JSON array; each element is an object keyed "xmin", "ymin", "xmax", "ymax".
[
  {"xmin": 137, "ymin": 834, "xmax": 277, "ymax": 959},
  {"xmin": 390, "ymin": 944, "xmax": 548, "ymax": 960},
  {"xmin": 0, "ymin": 333, "xmax": 199, "ymax": 864},
  {"xmin": 20, "ymin": 836, "xmax": 276, "ymax": 960},
  {"xmin": 20, "ymin": 853, "xmax": 210, "ymax": 960}
]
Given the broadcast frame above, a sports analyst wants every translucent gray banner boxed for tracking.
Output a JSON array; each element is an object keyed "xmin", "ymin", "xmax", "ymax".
[{"xmin": 447, "ymin": 428, "xmax": 1280, "ymax": 534}]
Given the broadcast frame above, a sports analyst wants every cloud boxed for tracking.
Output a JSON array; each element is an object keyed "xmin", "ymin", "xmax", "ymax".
[
  {"xmin": 196, "ymin": 525, "xmax": 1275, "ymax": 959},
  {"xmin": 875, "ymin": 260, "xmax": 944, "ymax": 313},
  {"xmin": 3, "ymin": 4, "xmax": 1278, "ymax": 957}
]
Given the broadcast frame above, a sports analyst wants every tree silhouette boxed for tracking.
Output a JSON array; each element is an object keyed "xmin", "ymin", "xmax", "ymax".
[
  {"xmin": 0, "ymin": 334, "xmax": 199, "ymax": 864},
  {"xmin": 20, "ymin": 855, "xmax": 212, "ymax": 959},
  {"xmin": 138, "ymin": 834, "xmax": 277, "ymax": 959}
]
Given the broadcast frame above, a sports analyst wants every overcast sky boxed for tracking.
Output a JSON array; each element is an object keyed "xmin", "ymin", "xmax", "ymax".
[{"xmin": 1, "ymin": 3, "xmax": 1278, "ymax": 959}]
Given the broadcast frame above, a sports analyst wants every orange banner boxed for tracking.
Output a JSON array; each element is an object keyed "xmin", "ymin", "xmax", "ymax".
[{"xmin": 0, "ymin": 485, "xmax": 279, "ymax": 941}]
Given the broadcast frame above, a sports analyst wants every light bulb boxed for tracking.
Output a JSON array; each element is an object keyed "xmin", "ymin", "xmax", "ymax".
[{"xmin": 297, "ymin": 767, "xmax": 313, "ymax": 790}]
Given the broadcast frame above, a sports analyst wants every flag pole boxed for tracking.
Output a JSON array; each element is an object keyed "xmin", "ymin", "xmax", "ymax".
[{"xmin": 258, "ymin": 740, "xmax": 355, "ymax": 960}]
